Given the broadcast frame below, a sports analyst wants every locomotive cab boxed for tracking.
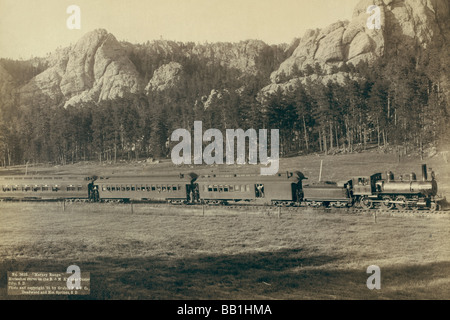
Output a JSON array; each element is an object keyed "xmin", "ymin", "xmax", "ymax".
[{"xmin": 352, "ymin": 173, "xmax": 382, "ymax": 196}]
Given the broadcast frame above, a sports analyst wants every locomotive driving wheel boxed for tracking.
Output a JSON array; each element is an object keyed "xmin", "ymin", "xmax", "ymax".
[
  {"xmin": 429, "ymin": 202, "xmax": 438, "ymax": 212},
  {"xmin": 380, "ymin": 196, "xmax": 395, "ymax": 210},
  {"xmin": 395, "ymin": 195, "xmax": 408, "ymax": 209},
  {"xmin": 359, "ymin": 196, "xmax": 373, "ymax": 210}
]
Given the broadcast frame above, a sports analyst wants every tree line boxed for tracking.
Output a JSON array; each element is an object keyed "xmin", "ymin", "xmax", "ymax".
[{"xmin": 0, "ymin": 43, "xmax": 448, "ymax": 167}]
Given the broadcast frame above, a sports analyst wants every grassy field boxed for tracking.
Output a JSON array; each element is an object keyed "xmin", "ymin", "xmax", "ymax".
[
  {"xmin": 0, "ymin": 201, "xmax": 449, "ymax": 300},
  {"xmin": 0, "ymin": 152, "xmax": 449, "ymax": 300}
]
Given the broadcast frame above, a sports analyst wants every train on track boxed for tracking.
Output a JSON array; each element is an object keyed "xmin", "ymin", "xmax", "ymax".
[{"xmin": 0, "ymin": 164, "xmax": 444, "ymax": 211}]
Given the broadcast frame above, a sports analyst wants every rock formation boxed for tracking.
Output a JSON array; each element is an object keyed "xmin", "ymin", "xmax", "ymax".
[
  {"xmin": 191, "ymin": 40, "xmax": 270, "ymax": 75},
  {"xmin": 6, "ymin": 0, "xmax": 449, "ymax": 109},
  {"xmin": 19, "ymin": 29, "xmax": 142, "ymax": 108},
  {"xmin": 145, "ymin": 62, "xmax": 185, "ymax": 93},
  {"xmin": 265, "ymin": 0, "xmax": 450, "ymax": 95}
]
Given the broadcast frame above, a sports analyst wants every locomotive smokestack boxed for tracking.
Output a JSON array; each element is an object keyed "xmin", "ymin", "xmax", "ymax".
[{"xmin": 422, "ymin": 164, "xmax": 428, "ymax": 181}]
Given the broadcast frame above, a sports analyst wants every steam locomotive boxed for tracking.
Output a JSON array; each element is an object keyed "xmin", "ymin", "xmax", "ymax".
[
  {"xmin": 351, "ymin": 164, "xmax": 440, "ymax": 211},
  {"xmin": 0, "ymin": 164, "xmax": 443, "ymax": 211}
]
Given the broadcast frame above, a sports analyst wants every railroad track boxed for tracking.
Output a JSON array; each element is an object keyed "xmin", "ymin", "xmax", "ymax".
[
  {"xmin": 83, "ymin": 201, "xmax": 450, "ymax": 216},
  {"xmin": 1, "ymin": 198, "xmax": 447, "ymax": 215}
]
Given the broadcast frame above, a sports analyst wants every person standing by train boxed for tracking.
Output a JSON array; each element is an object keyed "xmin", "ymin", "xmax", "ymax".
[{"xmin": 88, "ymin": 180, "xmax": 94, "ymax": 201}]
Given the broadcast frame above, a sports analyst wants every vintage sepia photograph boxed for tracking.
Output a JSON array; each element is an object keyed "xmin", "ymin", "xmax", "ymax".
[{"xmin": 0, "ymin": 0, "xmax": 449, "ymax": 305}]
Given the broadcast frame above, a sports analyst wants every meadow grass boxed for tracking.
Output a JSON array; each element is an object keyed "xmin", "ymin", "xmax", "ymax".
[{"xmin": 0, "ymin": 201, "xmax": 449, "ymax": 300}]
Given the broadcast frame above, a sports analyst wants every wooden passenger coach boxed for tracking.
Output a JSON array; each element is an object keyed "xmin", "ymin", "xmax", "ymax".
[
  {"xmin": 94, "ymin": 174, "xmax": 196, "ymax": 203},
  {"xmin": 0, "ymin": 176, "xmax": 90, "ymax": 200},
  {"xmin": 195, "ymin": 172, "xmax": 302, "ymax": 206}
]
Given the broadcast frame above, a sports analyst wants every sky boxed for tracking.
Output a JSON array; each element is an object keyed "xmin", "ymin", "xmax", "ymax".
[{"xmin": 0, "ymin": 0, "xmax": 361, "ymax": 60}]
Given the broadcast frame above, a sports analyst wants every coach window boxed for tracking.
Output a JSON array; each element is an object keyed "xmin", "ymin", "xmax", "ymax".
[
  {"xmin": 224, "ymin": 185, "xmax": 229, "ymax": 192},
  {"xmin": 241, "ymin": 185, "xmax": 246, "ymax": 192},
  {"xmin": 33, "ymin": 186, "xmax": 40, "ymax": 192},
  {"xmin": 52, "ymin": 186, "xmax": 59, "ymax": 192},
  {"xmin": 111, "ymin": 186, "xmax": 116, "ymax": 192},
  {"xmin": 162, "ymin": 185, "xmax": 167, "ymax": 192},
  {"xmin": 157, "ymin": 185, "xmax": 161, "ymax": 192},
  {"xmin": 102, "ymin": 185, "xmax": 107, "ymax": 191},
  {"xmin": 12, "ymin": 185, "xmax": 19, "ymax": 191},
  {"xmin": 234, "ymin": 185, "xmax": 240, "ymax": 192},
  {"xmin": 2, "ymin": 185, "xmax": 10, "ymax": 192},
  {"xmin": 131, "ymin": 185, "xmax": 135, "ymax": 191},
  {"xmin": 218, "ymin": 185, "xmax": 223, "ymax": 192},
  {"xmin": 24, "ymin": 186, "xmax": 31, "ymax": 192},
  {"xmin": 125, "ymin": 185, "xmax": 130, "ymax": 191},
  {"xmin": 229, "ymin": 185, "xmax": 234, "ymax": 192},
  {"xmin": 42, "ymin": 186, "xmax": 49, "ymax": 192},
  {"xmin": 172, "ymin": 185, "xmax": 177, "ymax": 191},
  {"xmin": 213, "ymin": 185, "xmax": 218, "ymax": 192}
]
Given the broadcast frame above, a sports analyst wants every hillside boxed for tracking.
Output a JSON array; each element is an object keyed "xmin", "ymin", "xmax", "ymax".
[{"xmin": 0, "ymin": 0, "xmax": 449, "ymax": 167}]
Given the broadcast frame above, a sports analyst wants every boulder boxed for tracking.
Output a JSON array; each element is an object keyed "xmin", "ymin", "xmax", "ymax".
[{"xmin": 145, "ymin": 62, "xmax": 185, "ymax": 92}]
